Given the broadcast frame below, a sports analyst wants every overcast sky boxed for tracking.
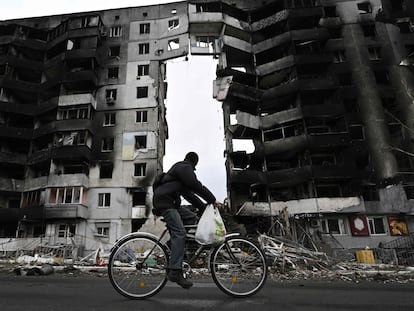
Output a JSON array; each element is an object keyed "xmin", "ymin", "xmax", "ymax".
[{"xmin": 1, "ymin": 0, "xmax": 228, "ymax": 201}]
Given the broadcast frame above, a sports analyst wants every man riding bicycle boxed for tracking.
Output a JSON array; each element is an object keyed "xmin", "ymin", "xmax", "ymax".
[{"xmin": 152, "ymin": 152, "xmax": 221, "ymax": 289}]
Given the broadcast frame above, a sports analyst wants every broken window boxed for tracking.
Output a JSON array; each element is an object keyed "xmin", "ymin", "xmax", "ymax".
[
  {"xmin": 374, "ymin": 71, "xmax": 390, "ymax": 84},
  {"xmin": 57, "ymin": 224, "xmax": 76, "ymax": 238},
  {"xmin": 264, "ymin": 122, "xmax": 299, "ymax": 141},
  {"xmin": 58, "ymin": 105, "xmax": 90, "ymax": 120},
  {"xmin": 333, "ymin": 50, "xmax": 346, "ymax": 63},
  {"xmin": 101, "ymin": 137, "xmax": 114, "ymax": 152},
  {"xmin": 138, "ymin": 43, "xmax": 150, "ymax": 54},
  {"xmin": 324, "ymin": 6, "xmax": 337, "ymax": 17},
  {"xmin": 108, "ymin": 67, "xmax": 119, "ymax": 79},
  {"xmin": 98, "ymin": 193, "xmax": 111, "ymax": 207},
  {"xmin": 136, "ymin": 86, "xmax": 148, "ymax": 98},
  {"xmin": 54, "ymin": 131, "xmax": 88, "ymax": 146},
  {"xmin": 136, "ymin": 110, "xmax": 148, "ymax": 123},
  {"xmin": 133, "ymin": 191, "xmax": 146, "ymax": 205},
  {"xmin": 194, "ymin": 36, "xmax": 215, "ymax": 53},
  {"xmin": 49, "ymin": 187, "xmax": 83, "ymax": 204},
  {"xmin": 195, "ymin": 3, "xmax": 221, "ymax": 13},
  {"xmin": 22, "ymin": 190, "xmax": 42, "ymax": 208},
  {"xmin": 106, "ymin": 89, "xmax": 117, "ymax": 102},
  {"xmin": 109, "ymin": 26, "xmax": 122, "ymax": 37},
  {"xmin": 168, "ymin": 19, "xmax": 179, "ymax": 30},
  {"xmin": 295, "ymin": 40, "xmax": 321, "ymax": 54},
  {"xmin": 388, "ymin": 123, "xmax": 403, "ymax": 140},
  {"xmin": 355, "ymin": 154, "xmax": 369, "ymax": 169},
  {"xmin": 100, "ymin": 162, "xmax": 113, "ymax": 179},
  {"xmin": 134, "ymin": 163, "xmax": 147, "ymax": 177},
  {"xmin": 315, "ymin": 184, "xmax": 341, "ymax": 197},
  {"xmin": 135, "ymin": 135, "xmax": 147, "ymax": 149},
  {"xmin": 81, "ymin": 16, "xmax": 99, "ymax": 28},
  {"xmin": 137, "ymin": 64, "xmax": 149, "ymax": 77},
  {"xmin": 95, "ymin": 223, "xmax": 109, "ymax": 237},
  {"xmin": 322, "ymin": 218, "xmax": 347, "ymax": 235},
  {"xmin": 103, "ymin": 112, "xmax": 116, "ymax": 126},
  {"xmin": 405, "ymin": 45, "xmax": 414, "ymax": 57},
  {"xmin": 337, "ymin": 73, "xmax": 353, "ymax": 86},
  {"xmin": 109, "ymin": 45, "xmax": 120, "ymax": 57},
  {"xmin": 311, "ymin": 154, "xmax": 336, "ymax": 166},
  {"xmin": 362, "ymin": 185, "xmax": 379, "ymax": 201},
  {"xmin": 140, "ymin": 23, "xmax": 150, "ymax": 34},
  {"xmin": 307, "ymin": 117, "xmax": 346, "ymax": 134},
  {"xmin": 168, "ymin": 38, "xmax": 180, "ymax": 51},
  {"xmin": 349, "ymin": 124, "xmax": 365, "ymax": 140},
  {"xmin": 344, "ymin": 99, "xmax": 359, "ymax": 113},
  {"xmin": 357, "ymin": 2, "xmax": 372, "ymax": 13},
  {"xmin": 361, "ymin": 24, "xmax": 376, "ymax": 38},
  {"xmin": 367, "ymin": 216, "xmax": 386, "ymax": 235},
  {"xmin": 405, "ymin": 186, "xmax": 414, "ymax": 199},
  {"xmin": 395, "ymin": 152, "xmax": 413, "ymax": 171},
  {"xmin": 368, "ymin": 46, "xmax": 382, "ymax": 60}
]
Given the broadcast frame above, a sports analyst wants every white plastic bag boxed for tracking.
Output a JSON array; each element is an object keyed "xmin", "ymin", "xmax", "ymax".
[{"xmin": 195, "ymin": 204, "xmax": 227, "ymax": 245}]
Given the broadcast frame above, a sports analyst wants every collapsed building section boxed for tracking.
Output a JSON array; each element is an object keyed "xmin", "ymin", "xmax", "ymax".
[{"xmin": 189, "ymin": 0, "xmax": 414, "ymax": 254}]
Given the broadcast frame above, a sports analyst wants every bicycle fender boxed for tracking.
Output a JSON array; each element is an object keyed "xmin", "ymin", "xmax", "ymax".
[{"xmin": 225, "ymin": 233, "xmax": 241, "ymax": 239}]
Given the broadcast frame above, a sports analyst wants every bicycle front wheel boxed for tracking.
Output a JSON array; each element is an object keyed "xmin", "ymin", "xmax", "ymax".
[
  {"xmin": 108, "ymin": 234, "xmax": 168, "ymax": 299},
  {"xmin": 210, "ymin": 237, "xmax": 267, "ymax": 298}
]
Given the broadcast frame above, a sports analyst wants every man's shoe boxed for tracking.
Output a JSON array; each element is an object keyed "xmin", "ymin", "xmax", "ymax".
[{"xmin": 167, "ymin": 269, "xmax": 193, "ymax": 289}]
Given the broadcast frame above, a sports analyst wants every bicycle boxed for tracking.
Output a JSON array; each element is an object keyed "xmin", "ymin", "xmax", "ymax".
[{"xmin": 107, "ymin": 222, "xmax": 268, "ymax": 299}]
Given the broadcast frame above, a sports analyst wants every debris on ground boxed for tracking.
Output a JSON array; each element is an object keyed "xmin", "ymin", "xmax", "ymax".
[
  {"xmin": 258, "ymin": 233, "xmax": 414, "ymax": 284},
  {"xmin": 1, "ymin": 234, "xmax": 414, "ymax": 284}
]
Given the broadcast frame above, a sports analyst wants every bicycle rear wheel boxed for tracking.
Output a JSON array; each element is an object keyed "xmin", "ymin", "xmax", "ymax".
[
  {"xmin": 108, "ymin": 234, "xmax": 168, "ymax": 299},
  {"xmin": 210, "ymin": 237, "xmax": 267, "ymax": 298}
]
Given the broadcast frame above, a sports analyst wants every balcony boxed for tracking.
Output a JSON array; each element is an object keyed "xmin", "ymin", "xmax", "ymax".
[
  {"xmin": 0, "ymin": 151, "xmax": 27, "ymax": 165},
  {"xmin": 44, "ymin": 204, "xmax": 88, "ymax": 219},
  {"xmin": 64, "ymin": 70, "xmax": 98, "ymax": 89},
  {"xmin": 48, "ymin": 173, "xmax": 89, "ymax": 188},
  {"xmin": 308, "ymin": 133, "xmax": 350, "ymax": 150},
  {"xmin": 267, "ymin": 166, "xmax": 312, "ymax": 188},
  {"xmin": 189, "ymin": 11, "xmax": 224, "ymax": 33},
  {"xmin": 24, "ymin": 176, "xmax": 48, "ymax": 190},
  {"xmin": 0, "ymin": 125, "xmax": 32, "ymax": 139},
  {"xmin": 58, "ymin": 93, "xmax": 96, "ymax": 109},
  {"xmin": 262, "ymin": 78, "xmax": 336, "ymax": 100},
  {"xmin": 51, "ymin": 145, "xmax": 92, "ymax": 161},
  {"xmin": 27, "ymin": 149, "xmax": 52, "ymax": 165},
  {"xmin": 0, "ymin": 177, "xmax": 24, "ymax": 192}
]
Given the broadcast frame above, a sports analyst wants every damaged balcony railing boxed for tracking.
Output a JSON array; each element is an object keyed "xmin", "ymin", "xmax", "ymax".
[{"xmin": 378, "ymin": 233, "xmax": 414, "ymax": 266}]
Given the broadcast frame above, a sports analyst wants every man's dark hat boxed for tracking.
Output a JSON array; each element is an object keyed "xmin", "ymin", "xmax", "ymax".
[{"xmin": 184, "ymin": 152, "xmax": 199, "ymax": 168}]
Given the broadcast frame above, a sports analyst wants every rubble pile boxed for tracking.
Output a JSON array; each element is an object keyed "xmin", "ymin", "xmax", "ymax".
[
  {"xmin": 258, "ymin": 234, "xmax": 414, "ymax": 283},
  {"xmin": 1, "ymin": 234, "xmax": 414, "ymax": 283}
]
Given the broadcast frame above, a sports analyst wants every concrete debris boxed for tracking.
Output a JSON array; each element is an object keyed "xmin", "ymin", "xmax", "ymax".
[
  {"xmin": 258, "ymin": 234, "xmax": 414, "ymax": 284},
  {"xmin": 1, "ymin": 235, "xmax": 414, "ymax": 284},
  {"xmin": 13, "ymin": 263, "xmax": 54, "ymax": 276}
]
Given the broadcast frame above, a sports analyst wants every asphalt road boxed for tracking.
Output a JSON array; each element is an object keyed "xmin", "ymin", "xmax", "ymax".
[{"xmin": 1, "ymin": 273, "xmax": 414, "ymax": 311}]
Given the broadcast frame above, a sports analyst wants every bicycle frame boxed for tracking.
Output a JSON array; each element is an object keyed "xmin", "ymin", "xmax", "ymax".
[{"xmin": 112, "ymin": 226, "xmax": 242, "ymax": 272}]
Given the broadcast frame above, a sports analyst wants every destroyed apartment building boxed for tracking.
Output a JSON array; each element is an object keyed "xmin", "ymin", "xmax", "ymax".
[{"xmin": 1, "ymin": 0, "xmax": 414, "ymax": 262}]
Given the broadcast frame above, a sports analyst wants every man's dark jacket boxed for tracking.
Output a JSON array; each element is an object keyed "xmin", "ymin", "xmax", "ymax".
[{"xmin": 152, "ymin": 160, "xmax": 216, "ymax": 215}]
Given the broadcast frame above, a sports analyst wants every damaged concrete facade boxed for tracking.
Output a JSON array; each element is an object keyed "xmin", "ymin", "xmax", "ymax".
[
  {"xmin": 188, "ymin": 0, "xmax": 414, "ymax": 254},
  {"xmin": 0, "ymin": 2, "xmax": 188, "ymax": 255},
  {"xmin": 1, "ymin": 0, "xmax": 414, "ymax": 259}
]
